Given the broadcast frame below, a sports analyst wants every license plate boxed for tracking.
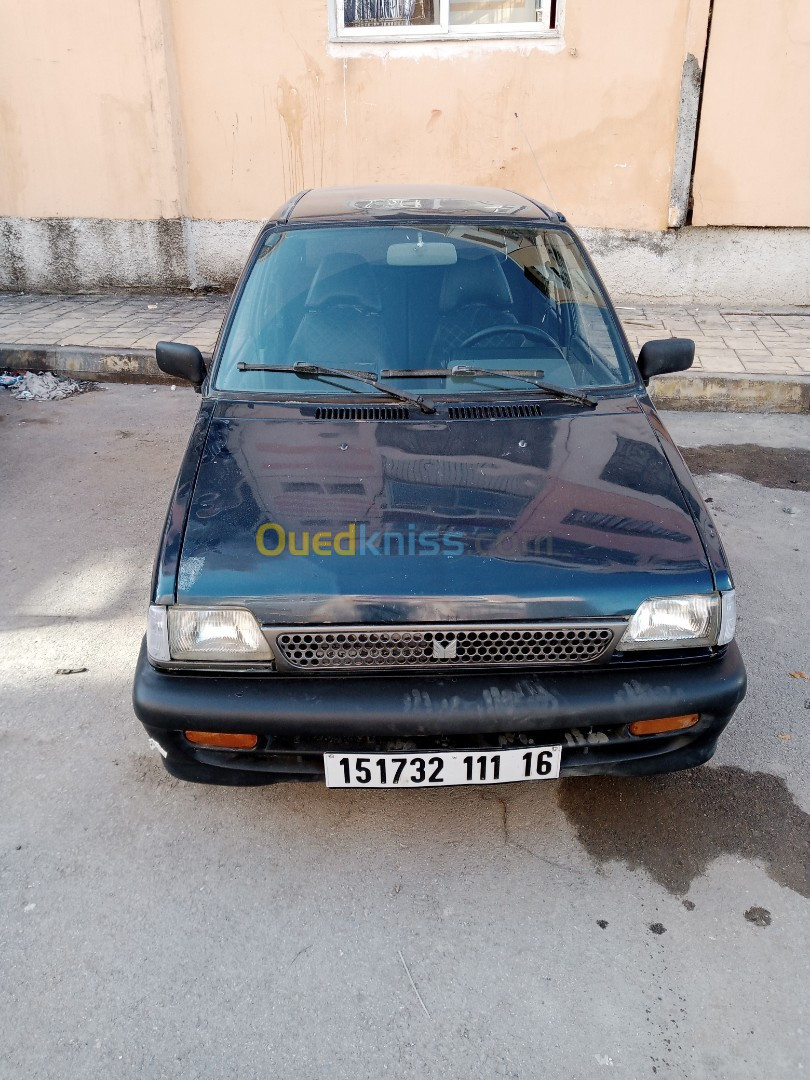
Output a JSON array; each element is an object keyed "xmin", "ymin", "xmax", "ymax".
[{"xmin": 323, "ymin": 745, "xmax": 561, "ymax": 788}]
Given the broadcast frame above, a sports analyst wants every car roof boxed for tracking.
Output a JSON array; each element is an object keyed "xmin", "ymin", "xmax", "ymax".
[{"xmin": 273, "ymin": 184, "xmax": 557, "ymax": 225}]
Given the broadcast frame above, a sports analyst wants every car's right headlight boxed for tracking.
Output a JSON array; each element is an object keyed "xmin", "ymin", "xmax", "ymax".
[
  {"xmin": 147, "ymin": 605, "xmax": 273, "ymax": 663},
  {"xmin": 618, "ymin": 591, "xmax": 736, "ymax": 651}
]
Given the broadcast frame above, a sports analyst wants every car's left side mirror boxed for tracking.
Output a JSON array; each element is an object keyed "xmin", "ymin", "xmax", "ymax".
[
  {"xmin": 156, "ymin": 341, "xmax": 207, "ymax": 388},
  {"xmin": 636, "ymin": 337, "xmax": 695, "ymax": 384}
]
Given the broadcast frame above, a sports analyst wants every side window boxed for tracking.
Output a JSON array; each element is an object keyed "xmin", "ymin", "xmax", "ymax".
[{"xmin": 334, "ymin": 0, "xmax": 560, "ymax": 40}]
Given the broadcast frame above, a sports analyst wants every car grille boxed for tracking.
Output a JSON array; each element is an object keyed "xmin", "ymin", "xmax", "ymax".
[{"xmin": 269, "ymin": 623, "xmax": 619, "ymax": 673}]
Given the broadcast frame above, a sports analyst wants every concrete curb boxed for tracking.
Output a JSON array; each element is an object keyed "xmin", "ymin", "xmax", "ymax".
[
  {"xmin": 649, "ymin": 372, "xmax": 810, "ymax": 413},
  {"xmin": 0, "ymin": 344, "xmax": 204, "ymax": 385},
  {"xmin": 1, "ymin": 342, "xmax": 808, "ymax": 413}
]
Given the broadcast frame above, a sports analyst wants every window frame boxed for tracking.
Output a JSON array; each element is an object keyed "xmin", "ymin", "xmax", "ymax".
[{"xmin": 330, "ymin": 0, "xmax": 563, "ymax": 43}]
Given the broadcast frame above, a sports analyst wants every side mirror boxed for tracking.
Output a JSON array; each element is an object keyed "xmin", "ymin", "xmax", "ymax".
[
  {"xmin": 156, "ymin": 341, "xmax": 207, "ymax": 387},
  {"xmin": 637, "ymin": 337, "xmax": 694, "ymax": 384}
]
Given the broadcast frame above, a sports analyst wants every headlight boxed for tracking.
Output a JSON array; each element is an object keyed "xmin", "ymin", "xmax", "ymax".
[
  {"xmin": 619, "ymin": 593, "xmax": 735, "ymax": 650},
  {"xmin": 147, "ymin": 605, "xmax": 273, "ymax": 662}
]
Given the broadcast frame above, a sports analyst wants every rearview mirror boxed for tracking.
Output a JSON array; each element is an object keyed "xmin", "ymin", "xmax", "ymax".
[
  {"xmin": 156, "ymin": 341, "xmax": 207, "ymax": 387},
  {"xmin": 387, "ymin": 242, "xmax": 457, "ymax": 267},
  {"xmin": 637, "ymin": 338, "xmax": 694, "ymax": 384}
]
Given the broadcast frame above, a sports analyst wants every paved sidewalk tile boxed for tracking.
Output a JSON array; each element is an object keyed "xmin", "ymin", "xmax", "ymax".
[{"xmin": 1, "ymin": 291, "xmax": 809, "ymax": 380}]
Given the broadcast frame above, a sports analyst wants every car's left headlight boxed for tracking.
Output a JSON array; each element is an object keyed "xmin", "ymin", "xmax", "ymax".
[
  {"xmin": 619, "ymin": 591, "xmax": 736, "ymax": 651},
  {"xmin": 147, "ymin": 605, "xmax": 273, "ymax": 662}
]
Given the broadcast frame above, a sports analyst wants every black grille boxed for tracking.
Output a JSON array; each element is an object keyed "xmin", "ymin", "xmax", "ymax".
[
  {"xmin": 271, "ymin": 624, "xmax": 617, "ymax": 672},
  {"xmin": 447, "ymin": 403, "xmax": 544, "ymax": 420},
  {"xmin": 309, "ymin": 405, "xmax": 410, "ymax": 421}
]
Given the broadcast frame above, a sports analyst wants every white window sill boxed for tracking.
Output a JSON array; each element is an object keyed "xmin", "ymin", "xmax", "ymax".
[{"xmin": 328, "ymin": 32, "xmax": 564, "ymax": 57}]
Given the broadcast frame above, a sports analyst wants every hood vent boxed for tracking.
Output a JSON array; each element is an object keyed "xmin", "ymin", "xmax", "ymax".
[
  {"xmin": 306, "ymin": 405, "xmax": 410, "ymax": 421},
  {"xmin": 447, "ymin": 403, "xmax": 544, "ymax": 420}
]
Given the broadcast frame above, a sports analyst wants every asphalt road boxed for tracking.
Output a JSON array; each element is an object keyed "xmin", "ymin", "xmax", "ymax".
[{"xmin": 1, "ymin": 386, "xmax": 808, "ymax": 1080}]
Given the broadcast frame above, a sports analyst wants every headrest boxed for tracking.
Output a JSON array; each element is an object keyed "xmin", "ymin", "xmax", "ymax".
[
  {"xmin": 439, "ymin": 255, "xmax": 513, "ymax": 313},
  {"xmin": 305, "ymin": 254, "xmax": 382, "ymax": 312}
]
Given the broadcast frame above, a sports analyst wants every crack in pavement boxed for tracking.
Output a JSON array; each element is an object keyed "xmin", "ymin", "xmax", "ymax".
[{"xmin": 481, "ymin": 791, "xmax": 584, "ymax": 876}]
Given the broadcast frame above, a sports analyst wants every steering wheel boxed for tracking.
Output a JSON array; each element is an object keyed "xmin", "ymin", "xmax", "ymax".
[{"xmin": 460, "ymin": 323, "xmax": 561, "ymax": 351}]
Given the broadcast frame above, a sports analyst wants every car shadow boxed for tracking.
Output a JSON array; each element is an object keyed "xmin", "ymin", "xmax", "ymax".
[
  {"xmin": 557, "ymin": 766, "xmax": 809, "ymax": 898},
  {"xmin": 142, "ymin": 757, "xmax": 810, "ymax": 901}
]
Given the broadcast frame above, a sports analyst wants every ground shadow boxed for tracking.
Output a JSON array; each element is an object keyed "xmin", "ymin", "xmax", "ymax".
[
  {"xmin": 557, "ymin": 765, "xmax": 809, "ymax": 897},
  {"xmin": 681, "ymin": 444, "xmax": 810, "ymax": 491}
]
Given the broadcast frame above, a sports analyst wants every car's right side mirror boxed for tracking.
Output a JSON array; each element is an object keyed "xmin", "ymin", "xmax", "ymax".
[
  {"xmin": 637, "ymin": 338, "xmax": 695, "ymax": 384},
  {"xmin": 156, "ymin": 341, "xmax": 207, "ymax": 388}
]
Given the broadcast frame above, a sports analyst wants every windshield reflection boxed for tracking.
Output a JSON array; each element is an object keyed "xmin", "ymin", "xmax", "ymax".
[{"xmin": 215, "ymin": 224, "xmax": 634, "ymax": 395}]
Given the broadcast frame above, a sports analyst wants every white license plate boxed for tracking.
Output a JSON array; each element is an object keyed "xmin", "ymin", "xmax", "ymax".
[{"xmin": 324, "ymin": 745, "xmax": 561, "ymax": 788}]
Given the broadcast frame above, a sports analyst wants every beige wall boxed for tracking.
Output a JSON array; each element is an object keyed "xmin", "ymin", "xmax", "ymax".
[
  {"xmin": 692, "ymin": 0, "xmax": 810, "ymax": 227},
  {"xmin": 169, "ymin": 0, "xmax": 692, "ymax": 229},
  {"xmin": 0, "ymin": 0, "xmax": 183, "ymax": 219},
  {"xmin": 2, "ymin": 0, "xmax": 697, "ymax": 231},
  {"xmin": 2, "ymin": 0, "xmax": 807, "ymax": 234}
]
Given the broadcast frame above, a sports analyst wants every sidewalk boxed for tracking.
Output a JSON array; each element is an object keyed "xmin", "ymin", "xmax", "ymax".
[{"xmin": 1, "ymin": 291, "xmax": 808, "ymax": 410}]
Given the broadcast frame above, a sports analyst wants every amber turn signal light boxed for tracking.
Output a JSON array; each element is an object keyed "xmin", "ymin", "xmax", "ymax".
[
  {"xmin": 629, "ymin": 714, "xmax": 699, "ymax": 737},
  {"xmin": 184, "ymin": 731, "xmax": 258, "ymax": 749}
]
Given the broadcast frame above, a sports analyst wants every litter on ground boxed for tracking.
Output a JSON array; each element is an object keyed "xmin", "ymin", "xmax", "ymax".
[{"xmin": 0, "ymin": 371, "xmax": 97, "ymax": 401}]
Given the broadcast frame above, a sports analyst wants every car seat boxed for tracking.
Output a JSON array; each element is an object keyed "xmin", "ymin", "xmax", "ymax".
[
  {"xmin": 427, "ymin": 255, "xmax": 521, "ymax": 367},
  {"xmin": 288, "ymin": 253, "xmax": 390, "ymax": 370}
]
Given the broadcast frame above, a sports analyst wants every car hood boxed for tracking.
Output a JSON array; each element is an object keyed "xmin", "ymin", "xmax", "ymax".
[{"xmin": 176, "ymin": 398, "xmax": 715, "ymax": 623}]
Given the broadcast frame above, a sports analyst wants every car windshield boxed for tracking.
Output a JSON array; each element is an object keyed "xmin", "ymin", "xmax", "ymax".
[{"xmin": 214, "ymin": 223, "xmax": 635, "ymax": 395}]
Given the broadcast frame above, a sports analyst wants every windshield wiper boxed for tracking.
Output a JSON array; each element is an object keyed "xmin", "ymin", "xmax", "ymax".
[
  {"xmin": 236, "ymin": 361, "xmax": 435, "ymax": 414},
  {"xmin": 379, "ymin": 365, "xmax": 597, "ymax": 407}
]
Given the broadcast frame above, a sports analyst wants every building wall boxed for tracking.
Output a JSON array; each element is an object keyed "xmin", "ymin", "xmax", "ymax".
[
  {"xmin": 168, "ymin": 0, "xmax": 692, "ymax": 231},
  {"xmin": 0, "ymin": 0, "xmax": 182, "ymax": 220},
  {"xmin": 1, "ymin": 0, "xmax": 808, "ymax": 299},
  {"xmin": 691, "ymin": 0, "xmax": 810, "ymax": 227},
  {"xmin": 1, "ymin": 0, "xmax": 696, "ymax": 229}
]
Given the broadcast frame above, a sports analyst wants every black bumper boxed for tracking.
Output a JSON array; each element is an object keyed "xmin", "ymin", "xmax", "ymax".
[{"xmin": 132, "ymin": 639, "xmax": 747, "ymax": 784}]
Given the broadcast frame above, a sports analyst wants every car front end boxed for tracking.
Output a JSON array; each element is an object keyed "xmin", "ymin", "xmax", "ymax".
[{"xmin": 132, "ymin": 185, "xmax": 746, "ymax": 788}]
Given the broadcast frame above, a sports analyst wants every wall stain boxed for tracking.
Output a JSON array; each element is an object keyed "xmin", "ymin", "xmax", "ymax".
[
  {"xmin": 0, "ymin": 216, "xmax": 193, "ymax": 291},
  {"xmin": 0, "ymin": 219, "xmax": 24, "ymax": 290},
  {"xmin": 303, "ymin": 55, "xmax": 326, "ymax": 188},
  {"xmin": 558, "ymin": 766, "xmax": 810, "ymax": 898},
  {"xmin": 45, "ymin": 220, "xmax": 80, "ymax": 292},
  {"xmin": 277, "ymin": 57, "xmax": 326, "ymax": 199},
  {"xmin": 154, "ymin": 217, "xmax": 187, "ymax": 286},
  {"xmin": 277, "ymin": 77, "xmax": 306, "ymax": 197}
]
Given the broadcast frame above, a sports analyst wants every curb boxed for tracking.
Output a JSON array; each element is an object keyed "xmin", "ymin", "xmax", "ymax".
[
  {"xmin": 2, "ymin": 343, "xmax": 808, "ymax": 413},
  {"xmin": 0, "ymin": 344, "xmax": 210, "ymax": 386},
  {"xmin": 649, "ymin": 372, "xmax": 809, "ymax": 413}
]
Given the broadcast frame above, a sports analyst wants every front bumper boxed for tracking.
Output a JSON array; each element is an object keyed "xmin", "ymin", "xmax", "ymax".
[{"xmin": 132, "ymin": 638, "xmax": 747, "ymax": 785}]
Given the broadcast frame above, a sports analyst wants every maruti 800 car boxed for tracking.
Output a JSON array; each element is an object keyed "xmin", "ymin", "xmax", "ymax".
[{"xmin": 132, "ymin": 185, "xmax": 746, "ymax": 789}]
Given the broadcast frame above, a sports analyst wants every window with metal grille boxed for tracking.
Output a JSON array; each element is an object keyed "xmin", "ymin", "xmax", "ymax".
[{"xmin": 334, "ymin": 0, "xmax": 560, "ymax": 40}]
